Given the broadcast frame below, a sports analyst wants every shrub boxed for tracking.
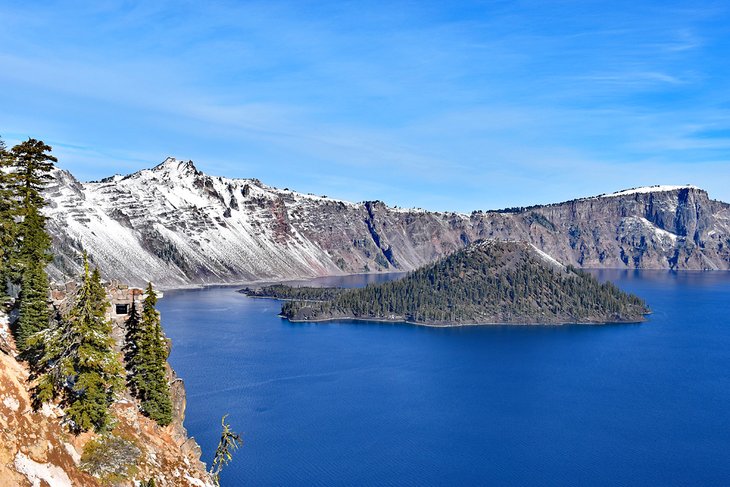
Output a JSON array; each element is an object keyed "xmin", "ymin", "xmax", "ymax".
[{"xmin": 80, "ymin": 434, "xmax": 141, "ymax": 484}]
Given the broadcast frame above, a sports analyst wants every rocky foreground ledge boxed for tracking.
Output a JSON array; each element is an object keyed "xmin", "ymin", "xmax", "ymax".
[{"xmin": 0, "ymin": 306, "xmax": 214, "ymax": 486}]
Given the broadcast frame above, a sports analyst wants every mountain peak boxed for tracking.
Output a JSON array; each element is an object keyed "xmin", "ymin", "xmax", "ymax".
[{"xmin": 152, "ymin": 157, "xmax": 198, "ymax": 175}]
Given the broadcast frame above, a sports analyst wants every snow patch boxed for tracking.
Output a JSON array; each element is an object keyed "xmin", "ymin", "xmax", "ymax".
[
  {"xmin": 388, "ymin": 206, "xmax": 430, "ymax": 214},
  {"xmin": 3, "ymin": 395, "xmax": 20, "ymax": 411},
  {"xmin": 529, "ymin": 244, "xmax": 565, "ymax": 269},
  {"xmin": 0, "ymin": 311, "xmax": 8, "ymax": 337},
  {"xmin": 14, "ymin": 453, "xmax": 73, "ymax": 487},
  {"xmin": 184, "ymin": 475, "xmax": 214, "ymax": 487},
  {"xmin": 621, "ymin": 217, "xmax": 679, "ymax": 245},
  {"xmin": 40, "ymin": 402, "xmax": 59, "ymax": 418},
  {"xmin": 602, "ymin": 185, "xmax": 699, "ymax": 198},
  {"xmin": 63, "ymin": 442, "xmax": 81, "ymax": 465},
  {"xmin": 638, "ymin": 217, "xmax": 678, "ymax": 242}
]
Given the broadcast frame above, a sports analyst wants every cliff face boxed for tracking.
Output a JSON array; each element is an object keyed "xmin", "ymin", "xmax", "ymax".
[
  {"xmin": 502, "ymin": 187, "xmax": 730, "ymax": 271},
  {"xmin": 0, "ymin": 310, "xmax": 213, "ymax": 487},
  {"xmin": 43, "ymin": 159, "xmax": 730, "ymax": 287}
]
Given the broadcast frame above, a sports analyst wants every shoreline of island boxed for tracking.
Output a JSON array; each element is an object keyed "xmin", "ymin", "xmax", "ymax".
[{"xmin": 279, "ymin": 313, "xmax": 647, "ymax": 328}]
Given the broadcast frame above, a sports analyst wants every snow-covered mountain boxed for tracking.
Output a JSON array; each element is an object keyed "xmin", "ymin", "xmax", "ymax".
[{"xmin": 43, "ymin": 158, "xmax": 730, "ymax": 287}]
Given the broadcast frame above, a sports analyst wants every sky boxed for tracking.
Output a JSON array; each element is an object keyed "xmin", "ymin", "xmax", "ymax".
[{"xmin": 1, "ymin": 0, "xmax": 729, "ymax": 212}]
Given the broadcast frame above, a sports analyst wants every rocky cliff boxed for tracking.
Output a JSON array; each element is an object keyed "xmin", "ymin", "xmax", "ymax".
[
  {"xmin": 0, "ymin": 309, "xmax": 213, "ymax": 486},
  {"xmin": 43, "ymin": 158, "xmax": 730, "ymax": 287}
]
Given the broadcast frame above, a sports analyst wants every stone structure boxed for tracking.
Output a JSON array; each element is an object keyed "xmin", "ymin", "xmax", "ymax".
[{"xmin": 50, "ymin": 280, "xmax": 162, "ymax": 325}]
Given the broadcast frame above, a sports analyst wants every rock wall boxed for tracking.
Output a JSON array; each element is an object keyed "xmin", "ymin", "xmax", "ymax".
[{"xmin": 43, "ymin": 160, "xmax": 730, "ymax": 288}]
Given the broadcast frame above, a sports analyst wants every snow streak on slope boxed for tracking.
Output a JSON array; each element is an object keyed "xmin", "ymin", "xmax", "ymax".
[
  {"xmin": 606, "ymin": 185, "xmax": 700, "ymax": 197},
  {"xmin": 529, "ymin": 244, "xmax": 566, "ymax": 269},
  {"xmin": 44, "ymin": 158, "xmax": 346, "ymax": 286}
]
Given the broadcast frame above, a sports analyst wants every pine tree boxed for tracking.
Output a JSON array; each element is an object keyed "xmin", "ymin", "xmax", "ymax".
[
  {"xmin": 11, "ymin": 138, "xmax": 57, "ymax": 214},
  {"xmin": 0, "ymin": 137, "xmax": 18, "ymax": 297},
  {"xmin": 30, "ymin": 254, "xmax": 124, "ymax": 433},
  {"xmin": 15, "ymin": 257, "xmax": 51, "ymax": 351},
  {"xmin": 125, "ymin": 283, "xmax": 173, "ymax": 426},
  {"xmin": 14, "ymin": 206, "xmax": 53, "ymax": 351},
  {"xmin": 7, "ymin": 138, "xmax": 55, "ymax": 351},
  {"xmin": 123, "ymin": 300, "xmax": 143, "ymax": 397},
  {"xmin": 6, "ymin": 137, "xmax": 56, "ymax": 278}
]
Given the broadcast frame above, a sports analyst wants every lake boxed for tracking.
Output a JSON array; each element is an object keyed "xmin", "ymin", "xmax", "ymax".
[{"xmin": 158, "ymin": 270, "xmax": 730, "ymax": 486}]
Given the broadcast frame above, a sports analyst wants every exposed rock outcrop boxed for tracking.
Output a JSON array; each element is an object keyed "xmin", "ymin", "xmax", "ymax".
[
  {"xmin": 0, "ymin": 305, "xmax": 213, "ymax": 486},
  {"xmin": 43, "ymin": 160, "xmax": 730, "ymax": 287}
]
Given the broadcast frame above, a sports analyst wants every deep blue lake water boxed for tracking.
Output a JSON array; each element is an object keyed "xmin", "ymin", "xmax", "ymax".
[{"xmin": 158, "ymin": 270, "xmax": 730, "ymax": 486}]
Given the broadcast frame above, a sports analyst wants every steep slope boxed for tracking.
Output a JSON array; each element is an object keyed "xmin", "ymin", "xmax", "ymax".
[
  {"xmin": 0, "ymin": 308, "xmax": 213, "ymax": 486},
  {"xmin": 279, "ymin": 240, "xmax": 649, "ymax": 326},
  {"xmin": 43, "ymin": 159, "xmax": 730, "ymax": 287},
  {"xmin": 504, "ymin": 185, "xmax": 730, "ymax": 270}
]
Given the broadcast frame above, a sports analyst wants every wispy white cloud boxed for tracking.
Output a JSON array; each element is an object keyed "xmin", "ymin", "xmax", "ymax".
[{"xmin": 573, "ymin": 72, "xmax": 687, "ymax": 86}]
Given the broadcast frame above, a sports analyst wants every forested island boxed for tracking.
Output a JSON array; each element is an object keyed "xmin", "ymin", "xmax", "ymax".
[
  {"xmin": 239, "ymin": 284, "xmax": 346, "ymax": 302},
  {"xmin": 247, "ymin": 241, "xmax": 649, "ymax": 326}
]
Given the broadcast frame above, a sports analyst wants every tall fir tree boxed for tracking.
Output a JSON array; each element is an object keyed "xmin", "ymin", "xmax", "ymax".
[
  {"xmin": 123, "ymin": 300, "xmax": 143, "ymax": 397},
  {"xmin": 30, "ymin": 254, "xmax": 124, "ymax": 433},
  {"xmin": 11, "ymin": 138, "xmax": 57, "ymax": 214},
  {"xmin": 124, "ymin": 283, "xmax": 173, "ymax": 426},
  {"xmin": 8, "ymin": 138, "xmax": 56, "ymax": 351},
  {"xmin": 0, "ymin": 137, "xmax": 18, "ymax": 297},
  {"xmin": 15, "ymin": 257, "xmax": 51, "ymax": 352}
]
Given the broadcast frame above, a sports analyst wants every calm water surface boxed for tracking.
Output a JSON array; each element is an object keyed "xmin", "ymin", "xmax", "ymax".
[{"xmin": 158, "ymin": 270, "xmax": 730, "ymax": 486}]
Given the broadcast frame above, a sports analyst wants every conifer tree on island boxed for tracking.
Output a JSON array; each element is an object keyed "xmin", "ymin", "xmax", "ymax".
[
  {"xmin": 30, "ymin": 253, "xmax": 124, "ymax": 433},
  {"xmin": 124, "ymin": 282, "xmax": 173, "ymax": 426}
]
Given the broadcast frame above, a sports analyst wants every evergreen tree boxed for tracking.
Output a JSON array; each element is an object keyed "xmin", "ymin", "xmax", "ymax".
[
  {"xmin": 30, "ymin": 254, "xmax": 124, "ymax": 433},
  {"xmin": 123, "ymin": 300, "xmax": 143, "ymax": 397},
  {"xmin": 7, "ymin": 138, "xmax": 55, "ymax": 351},
  {"xmin": 11, "ymin": 138, "xmax": 57, "ymax": 214},
  {"xmin": 124, "ymin": 283, "xmax": 173, "ymax": 426},
  {"xmin": 15, "ymin": 257, "xmax": 51, "ymax": 351},
  {"xmin": 0, "ymin": 137, "xmax": 18, "ymax": 297},
  {"xmin": 14, "ymin": 206, "xmax": 53, "ymax": 351}
]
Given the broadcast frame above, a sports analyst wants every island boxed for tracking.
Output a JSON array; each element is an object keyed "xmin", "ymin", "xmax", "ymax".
[{"xmin": 242, "ymin": 240, "xmax": 650, "ymax": 326}]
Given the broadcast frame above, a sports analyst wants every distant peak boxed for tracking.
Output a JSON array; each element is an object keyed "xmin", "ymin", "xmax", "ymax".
[{"xmin": 152, "ymin": 157, "xmax": 199, "ymax": 175}]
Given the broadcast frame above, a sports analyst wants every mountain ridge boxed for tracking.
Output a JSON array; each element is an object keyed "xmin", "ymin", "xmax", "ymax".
[{"xmin": 43, "ymin": 159, "xmax": 730, "ymax": 287}]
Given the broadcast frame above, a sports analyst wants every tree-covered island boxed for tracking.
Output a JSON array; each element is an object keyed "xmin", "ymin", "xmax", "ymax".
[{"xmin": 246, "ymin": 240, "xmax": 650, "ymax": 326}]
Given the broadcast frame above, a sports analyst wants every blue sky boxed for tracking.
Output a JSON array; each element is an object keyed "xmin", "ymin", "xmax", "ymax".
[{"xmin": 1, "ymin": 0, "xmax": 729, "ymax": 211}]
